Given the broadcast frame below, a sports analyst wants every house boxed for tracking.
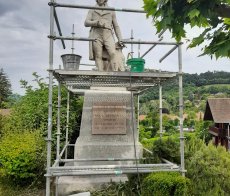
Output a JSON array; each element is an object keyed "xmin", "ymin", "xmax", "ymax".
[
  {"xmin": 204, "ymin": 98, "xmax": 230, "ymax": 149},
  {"xmin": 139, "ymin": 115, "xmax": 147, "ymax": 121}
]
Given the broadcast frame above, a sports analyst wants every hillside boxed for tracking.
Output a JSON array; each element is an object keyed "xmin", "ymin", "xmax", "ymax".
[{"xmin": 140, "ymin": 71, "xmax": 230, "ymax": 114}]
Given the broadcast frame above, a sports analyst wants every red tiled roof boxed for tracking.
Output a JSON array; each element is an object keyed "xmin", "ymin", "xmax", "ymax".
[{"xmin": 139, "ymin": 115, "xmax": 147, "ymax": 121}]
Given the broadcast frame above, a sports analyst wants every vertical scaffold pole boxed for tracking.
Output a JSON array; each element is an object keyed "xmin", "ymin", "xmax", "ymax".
[
  {"xmin": 178, "ymin": 44, "xmax": 185, "ymax": 177},
  {"xmin": 55, "ymin": 80, "xmax": 61, "ymax": 196},
  {"xmin": 228, "ymin": 123, "xmax": 230, "ymax": 151},
  {"xmin": 131, "ymin": 29, "xmax": 134, "ymax": 57},
  {"xmin": 46, "ymin": 0, "xmax": 55, "ymax": 195},
  {"xmin": 65, "ymin": 91, "xmax": 70, "ymax": 159},
  {"xmin": 159, "ymin": 81, "xmax": 163, "ymax": 139},
  {"xmin": 57, "ymin": 81, "xmax": 61, "ymax": 160},
  {"xmin": 137, "ymin": 95, "xmax": 140, "ymax": 140}
]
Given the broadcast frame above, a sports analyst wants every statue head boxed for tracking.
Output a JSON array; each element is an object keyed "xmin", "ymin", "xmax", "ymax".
[{"xmin": 96, "ymin": 0, "xmax": 108, "ymax": 6}]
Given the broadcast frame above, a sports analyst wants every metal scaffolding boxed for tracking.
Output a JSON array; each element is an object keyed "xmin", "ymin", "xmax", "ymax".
[{"xmin": 46, "ymin": 1, "xmax": 185, "ymax": 195}]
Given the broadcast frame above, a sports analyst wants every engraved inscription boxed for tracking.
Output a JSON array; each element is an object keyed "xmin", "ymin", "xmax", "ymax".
[{"xmin": 92, "ymin": 102, "xmax": 126, "ymax": 135}]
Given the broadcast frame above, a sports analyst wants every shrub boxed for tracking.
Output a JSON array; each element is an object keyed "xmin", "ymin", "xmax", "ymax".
[
  {"xmin": 0, "ymin": 130, "xmax": 45, "ymax": 185},
  {"xmin": 151, "ymin": 137, "xmax": 180, "ymax": 164},
  {"xmin": 186, "ymin": 143, "xmax": 230, "ymax": 195},
  {"xmin": 139, "ymin": 125, "xmax": 152, "ymax": 142},
  {"xmin": 142, "ymin": 172, "xmax": 190, "ymax": 196},
  {"xmin": 0, "ymin": 114, "xmax": 4, "ymax": 137}
]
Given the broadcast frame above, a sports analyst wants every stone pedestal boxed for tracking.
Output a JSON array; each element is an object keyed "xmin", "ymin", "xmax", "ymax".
[
  {"xmin": 58, "ymin": 87, "xmax": 142, "ymax": 195},
  {"xmin": 75, "ymin": 87, "xmax": 142, "ymax": 164}
]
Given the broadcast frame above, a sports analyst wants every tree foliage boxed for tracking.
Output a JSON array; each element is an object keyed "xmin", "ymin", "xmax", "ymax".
[
  {"xmin": 0, "ymin": 130, "xmax": 45, "ymax": 185},
  {"xmin": 143, "ymin": 0, "xmax": 230, "ymax": 58},
  {"xmin": 142, "ymin": 172, "xmax": 190, "ymax": 196},
  {"xmin": 143, "ymin": 135, "xmax": 230, "ymax": 195},
  {"xmin": 186, "ymin": 143, "xmax": 230, "ymax": 195},
  {"xmin": 140, "ymin": 71, "xmax": 230, "ymax": 114},
  {"xmin": 6, "ymin": 73, "xmax": 79, "ymax": 135},
  {"xmin": 195, "ymin": 120, "xmax": 213, "ymax": 144},
  {"xmin": 2, "ymin": 73, "xmax": 83, "ymax": 160},
  {"xmin": 0, "ymin": 68, "xmax": 12, "ymax": 107}
]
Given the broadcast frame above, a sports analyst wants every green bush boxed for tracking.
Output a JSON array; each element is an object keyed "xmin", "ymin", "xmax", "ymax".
[
  {"xmin": 0, "ymin": 130, "xmax": 45, "ymax": 185},
  {"xmin": 139, "ymin": 125, "xmax": 152, "ymax": 142},
  {"xmin": 186, "ymin": 143, "xmax": 230, "ymax": 195},
  {"xmin": 0, "ymin": 114, "xmax": 4, "ymax": 137},
  {"xmin": 151, "ymin": 137, "xmax": 180, "ymax": 164},
  {"xmin": 142, "ymin": 172, "xmax": 190, "ymax": 196}
]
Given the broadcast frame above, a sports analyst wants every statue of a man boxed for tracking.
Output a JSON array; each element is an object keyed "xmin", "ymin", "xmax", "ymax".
[{"xmin": 85, "ymin": 0, "xmax": 124, "ymax": 71}]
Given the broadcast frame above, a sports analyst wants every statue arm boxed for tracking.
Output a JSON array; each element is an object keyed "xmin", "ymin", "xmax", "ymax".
[
  {"xmin": 112, "ymin": 12, "xmax": 122, "ymax": 41},
  {"xmin": 85, "ymin": 10, "xmax": 99, "ymax": 27}
]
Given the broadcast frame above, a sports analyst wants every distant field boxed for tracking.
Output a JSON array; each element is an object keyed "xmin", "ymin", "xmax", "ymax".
[{"xmin": 200, "ymin": 84, "xmax": 230, "ymax": 88}]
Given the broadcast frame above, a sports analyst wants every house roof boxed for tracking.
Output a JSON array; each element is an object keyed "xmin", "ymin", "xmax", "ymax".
[
  {"xmin": 204, "ymin": 98, "xmax": 230, "ymax": 123},
  {"xmin": 139, "ymin": 115, "xmax": 147, "ymax": 121}
]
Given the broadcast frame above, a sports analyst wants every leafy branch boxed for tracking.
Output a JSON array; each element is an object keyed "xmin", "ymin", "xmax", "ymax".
[{"xmin": 143, "ymin": 0, "xmax": 230, "ymax": 58}]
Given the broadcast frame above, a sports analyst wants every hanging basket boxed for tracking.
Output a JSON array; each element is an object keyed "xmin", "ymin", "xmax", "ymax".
[{"xmin": 61, "ymin": 54, "xmax": 81, "ymax": 70}]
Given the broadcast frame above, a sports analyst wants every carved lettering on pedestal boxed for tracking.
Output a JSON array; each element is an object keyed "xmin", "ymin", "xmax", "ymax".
[{"xmin": 92, "ymin": 102, "xmax": 126, "ymax": 135}]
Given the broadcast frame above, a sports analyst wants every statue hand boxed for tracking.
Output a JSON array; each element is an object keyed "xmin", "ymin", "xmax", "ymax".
[
  {"xmin": 97, "ymin": 21, "xmax": 105, "ymax": 28},
  {"xmin": 97, "ymin": 20, "xmax": 111, "ymax": 29}
]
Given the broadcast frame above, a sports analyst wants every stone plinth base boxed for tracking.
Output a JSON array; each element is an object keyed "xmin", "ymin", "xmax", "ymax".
[
  {"xmin": 75, "ymin": 142, "xmax": 142, "ymax": 166},
  {"xmin": 58, "ymin": 88, "xmax": 143, "ymax": 195},
  {"xmin": 57, "ymin": 175, "xmax": 127, "ymax": 196}
]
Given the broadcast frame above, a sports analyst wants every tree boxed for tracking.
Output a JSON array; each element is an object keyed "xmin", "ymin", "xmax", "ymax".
[
  {"xmin": 2, "ymin": 73, "xmax": 83, "ymax": 159},
  {"xmin": 0, "ymin": 68, "xmax": 12, "ymax": 107},
  {"xmin": 143, "ymin": 0, "xmax": 230, "ymax": 58},
  {"xmin": 195, "ymin": 120, "xmax": 212, "ymax": 144},
  {"xmin": 0, "ymin": 130, "xmax": 45, "ymax": 185},
  {"xmin": 186, "ymin": 143, "xmax": 230, "ymax": 195}
]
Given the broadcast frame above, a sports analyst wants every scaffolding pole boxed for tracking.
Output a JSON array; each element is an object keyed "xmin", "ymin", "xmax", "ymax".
[
  {"xmin": 60, "ymin": 158, "xmax": 147, "ymax": 163},
  {"xmin": 137, "ymin": 95, "xmax": 140, "ymax": 141},
  {"xmin": 228, "ymin": 123, "xmax": 230, "ymax": 151},
  {"xmin": 159, "ymin": 45, "xmax": 178, "ymax": 63},
  {"xmin": 50, "ymin": 2, "xmax": 146, "ymax": 13},
  {"xmin": 141, "ymin": 37, "xmax": 163, "ymax": 58},
  {"xmin": 131, "ymin": 29, "xmax": 134, "ymax": 57},
  {"xmin": 178, "ymin": 45, "xmax": 185, "ymax": 177},
  {"xmin": 159, "ymin": 81, "xmax": 163, "ymax": 139},
  {"xmin": 55, "ymin": 80, "xmax": 61, "ymax": 196},
  {"xmin": 65, "ymin": 91, "xmax": 70, "ymax": 159},
  {"xmin": 56, "ymin": 81, "xmax": 61, "ymax": 161},
  {"xmin": 51, "ymin": 168, "xmax": 180, "ymax": 177},
  {"xmin": 51, "ymin": 163, "xmax": 175, "ymax": 170},
  {"xmin": 46, "ymin": 0, "xmax": 55, "ymax": 195},
  {"xmin": 51, "ymin": 36, "xmax": 179, "ymax": 45},
  {"xmin": 54, "ymin": 8, "xmax": 65, "ymax": 49}
]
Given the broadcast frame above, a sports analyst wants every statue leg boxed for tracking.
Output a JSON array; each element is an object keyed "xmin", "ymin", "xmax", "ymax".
[
  {"xmin": 93, "ymin": 40, "xmax": 104, "ymax": 71},
  {"xmin": 104, "ymin": 34, "xmax": 117, "ymax": 71},
  {"xmin": 106, "ymin": 47, "xmax": 117, "ymax": 71}
]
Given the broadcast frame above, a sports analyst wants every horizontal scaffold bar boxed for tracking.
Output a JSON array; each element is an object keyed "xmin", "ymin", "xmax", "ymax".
[
  {"xmin": 60, "ymin": 158, "xmax": 147, "ymax": 162},
  {"xmin": 50, "ymin": 35, "xmax": 180, "ymax": 45},
  {"xmin": 49, "ymin": 2, "xmax": 146, "ymax": 13},
  {"xmin": 50, "ymin": 168, "xmax": 181, "ymax": 176},
  {"xmin": 51, "ymin": 163, "xmax": 178, "ymax": 170}
]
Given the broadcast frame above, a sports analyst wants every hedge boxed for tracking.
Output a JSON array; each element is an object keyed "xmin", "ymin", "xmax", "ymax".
[
  {"xmin": 142, "ymin": 172, "xmax": 190, "ymax": 196},
  {"xmin": 0, "ymin": 130, "xmax": 45, "ymax": 185}
]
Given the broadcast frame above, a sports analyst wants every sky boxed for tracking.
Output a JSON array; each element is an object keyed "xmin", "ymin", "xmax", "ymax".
[{"xmin": 0, "ymin": 0, "xmax": 229, "ymax": 95}]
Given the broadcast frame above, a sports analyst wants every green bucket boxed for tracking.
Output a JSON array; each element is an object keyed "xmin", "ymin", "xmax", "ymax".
[{"xmin": 126, "ymin": 58, "xmax": 145, "ymax": 72}]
